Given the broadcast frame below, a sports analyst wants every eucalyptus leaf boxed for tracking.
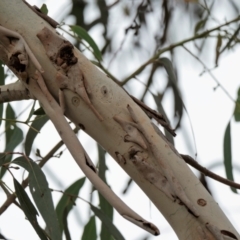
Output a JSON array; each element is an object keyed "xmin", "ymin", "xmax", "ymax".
[
  {"xmin": 33, "ymin": 106, "xmax": 46, "ymax": 115},
  {"xmin": 25, "ymin": 115, "xmax": 49, "ymax": 156},
  {"xmin": 234, "ymin": 87, "xmax": 240, "ymax": 122},
  {"xmin": 70, "ymin": 25, "xmax": 102, "ymax": 61},
  {"xmin": 98, "ymin": 144, "xmax": 113, "ymax": 240},
  {"xmin": 0, "ymin": 104, "xmax": 23, "ymax": 178},
  {"xmin": 14, "ymin": 178, "xmax": 48, "ymax": 240},
  {"xmin": 13, "ymin": 157, "xmax": 61, "ymax": 239},
  {"xmin": 56, "ymin": 177, "xmax": 86, "ymax": 235},
  {"xmin": 223, "ymin": 121, "xmax": 237, "ymax": 193},
  {"xmin": 81, "ymin": 216, "xmax": 97, "ymax": 240},
  {"xmin": 90, "ymin": 204, "xmax": 125, "ymax": 240}
]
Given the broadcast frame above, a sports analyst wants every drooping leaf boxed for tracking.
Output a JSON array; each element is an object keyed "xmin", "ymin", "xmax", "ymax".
[
  {"xmin": 40, "ymin": 3, "xmax": 48, "ymax": 15},
  {"xmin": 81, "ymin": 216, "xmax": 97, "ymax": 240},
  {"xmin": 194, "ymin": 17, "xmax": 208, "ymax": 34},
  {"xmin": 152, "ymin": 94, "xmax": 174, "ymax": 145},
  {"xmin": 55, "ymin": 177, "xmax": 86, "ymax": 235},
  {"xmin": 90, "ymin": 204, "xmax": 125, "ymax": 240},
  {"xmin": 158, "ymin": 57, "xmax": 183, "ymax": 129},
  {"xmin": 13, "ymin": 178, "xmax": 48, "ymax": 240},
  {"xmin": 13, "ymin": 157, "xmax": 61, "ymax": 239},
  {"xmin": 0, "ymin": 61, "xmax": 5, "ymax": 127},
  {"xmin": 98, "ymin": 144, "xmax": 113, "ymax": 240},
  {"xmin": 234, "ymin": 87, "xmax": 240, "ymax": 122},
  {"xmin": 70, "ymin": 25, "xmax": 102, "ymax": 61},
  {"xmin": 25, "ymin": 115, "xmax": 49, "ymax": 156},
  {"xmin": 0, "ymin": 104, "xmax": 23, "ymax": 178},
  {"xmin": 223, "ymin": 121, "xmax": 237, "ymax": 193}
]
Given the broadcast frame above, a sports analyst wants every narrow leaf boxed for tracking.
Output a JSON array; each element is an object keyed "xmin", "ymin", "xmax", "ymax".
[
  {"xmin": 152, "ymin": 94, "xmax": 174, "ymax": 145},
  {"xmin": 194, "ymin": 18, "xmax": 208, "ymax": 34},
  {"xmin": 98, "ymin": 144, "xmax": 113, "ymax": 240},
  {"xmin": 14, "ymin": 178, "xmax": 48, "ymax": 240},
  {"xmin": 13, "ymin": 157, "xmax": 61, "ymax": 239},
  {"xmin": 25, "ymin": 115, "xmax": 49, "ymax": 156},
  {"xmin": 81, "ymin": 216, "xmax": 97, "ymax": 240},
  {"xmin": 70, "ymin": 25, "xmax": 102, "ymax": 61},
  {"xmin": 90, "ymin": 204, "xmax": 125, "ymax": 240},
  {"xmin": 0, "ymin": 61, "xmax": 5, "ymax": 127},
  {"xmin": 56, "ymin": 178, "xmax": 86, "ymax": 235},
  {"xmin": 234, "ymin": 87, "xmax": 240, "ymax": 122},
  {"xmin": 223, "ymin": 121, "xmax": 237, "ymax": 193},
  {"xmin": 215, "ymin": 34, "xmax": 222, "ymax": 66},
  {"xmin": 0, "ymin": 104, "xmax": 23, "ymax": 178}
]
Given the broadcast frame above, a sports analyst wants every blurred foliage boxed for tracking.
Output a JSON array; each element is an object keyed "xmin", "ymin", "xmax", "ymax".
[{"xmin": 1, "ymin": 0, "xmax": 240, "ymax": 239}]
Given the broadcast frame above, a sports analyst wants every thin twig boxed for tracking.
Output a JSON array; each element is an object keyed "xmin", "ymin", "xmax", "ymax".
[
  {"xmin": 181, "ymin": 154, "xmax": 240, "ymax": 190},
  {"xmin": 121, "ymin": 15, "xmax": 240, "ymax": 85},
  {"xmin": 0, "ymin": 134, "xmax": 72, "ymax": 215},
  {"xmin": 182, "ymin": 45, "xmax": 235, "ymax": 103}
]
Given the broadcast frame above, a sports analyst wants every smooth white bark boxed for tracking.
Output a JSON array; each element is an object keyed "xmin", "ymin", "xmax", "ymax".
[{"xmin": 0, "ymin": 1, "xmax": 239, "ymax": 239}]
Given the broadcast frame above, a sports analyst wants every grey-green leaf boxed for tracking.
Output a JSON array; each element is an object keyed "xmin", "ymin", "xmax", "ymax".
[
  {"xmin": 70, "ymin": 25, "xmax": 102, "ymax": 61},
  {"xmin": 14, "ymin": 178, "xmax": 48, "ymax": 240},
  {"xmin": 81, "ymin": 216, "xmax": 97, "ymax": 240},
  {"xmin": 13, "ymin": 157, "xmax": 61, "ymax": 239},
  {"xmin": 56, "ymin": 177, "xmax": 86, "ymax": 235},
  {"xmin": 25, "ymin": 115, "xmax": 49, "ymax": 156},
  {"xmin": 223, "ymin": 121, "xmax": 237, "ymax": 193}
]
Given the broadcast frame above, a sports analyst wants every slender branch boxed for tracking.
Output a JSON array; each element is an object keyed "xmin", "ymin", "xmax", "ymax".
[
  {"xmin": 181, "ymin": 154, "xmax": 240, "ymax": 190},
  {"xmin": 121, "ymin": 15, "xmax": 240, "ymax": 85},
  {"xmin": 0, "ymin": 81, "xmax": 35, "ymax": 104}
]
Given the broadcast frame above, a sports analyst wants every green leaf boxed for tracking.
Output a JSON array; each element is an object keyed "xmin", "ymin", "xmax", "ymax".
[
  {"xmin": 25, "ymin": 115, "xmax": 49, "ymax": 156},
  {"xmin": 97, "ymin": 144, "xmax": 113, "ymax": 240},
  {"xmin": 90, "ymin": 204, "xmax": 125, "ymax": 240},
  {"xmin": 13, "ymin": 178, "xmax": 48, "ymax": 240},
  {"xmin": 223, "ymin": 121, "xmax": 237, "ymax": 193},
  {"xmin": 0, "ymin": 104, "xmax": 23, "ymax": 178},
  {"xmin": 152, "ymin": 94, "xmax": 175, "ymax": 146},
  {"xmin": 234, "ymin": 87, "xmax": 240, "ymax": 122},
  {"xmin": 70, "ymin": 25, "xmax": 102, "ymax": 61},
  {"xmin": 215, "ymin": 34, "xmax": 222, "ymax": 66},
  {"xmin": 33, "ymin": 106, "xmax": 46, "ymax": 115},
  {"xmin": 81, "ymin": 216, "xmax": 97, "ymax": 240},
  {"xmin": 194, "ymin": 18, "xmax": 208, "ymax": 34},
  {"xmin": 25, "ymin": 101, "xmax": 36, "ymax": 123},
  {"xmin": 0, "ymin": 61, "xmax": 5, "ymax": 127},
  {"xmin": 40, "ymin": 4, "xmax": 48, "ymax": 15},
  {"xmin": 56, "ymin": 178, "xmax": 86, "ymax": 235},
  {"xmin": 13, "ymin": 157, "xmax": 61, "ymax": 239},
  {"xmin": 0, "ymin": 153, "xmax": 7, "ymax": 166}
]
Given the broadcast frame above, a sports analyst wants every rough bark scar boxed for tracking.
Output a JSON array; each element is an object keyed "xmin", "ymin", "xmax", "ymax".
[
  {"xmin": 0, "ymin": 26, "xmax": 43, "ymax": 81},
  {"xmin": 114, "ymin": 104, "xmax": 199, "ymax": 217},
  {"xmin": 37, "ymin": 27, "xmax": 103, "ymax": 121}
]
